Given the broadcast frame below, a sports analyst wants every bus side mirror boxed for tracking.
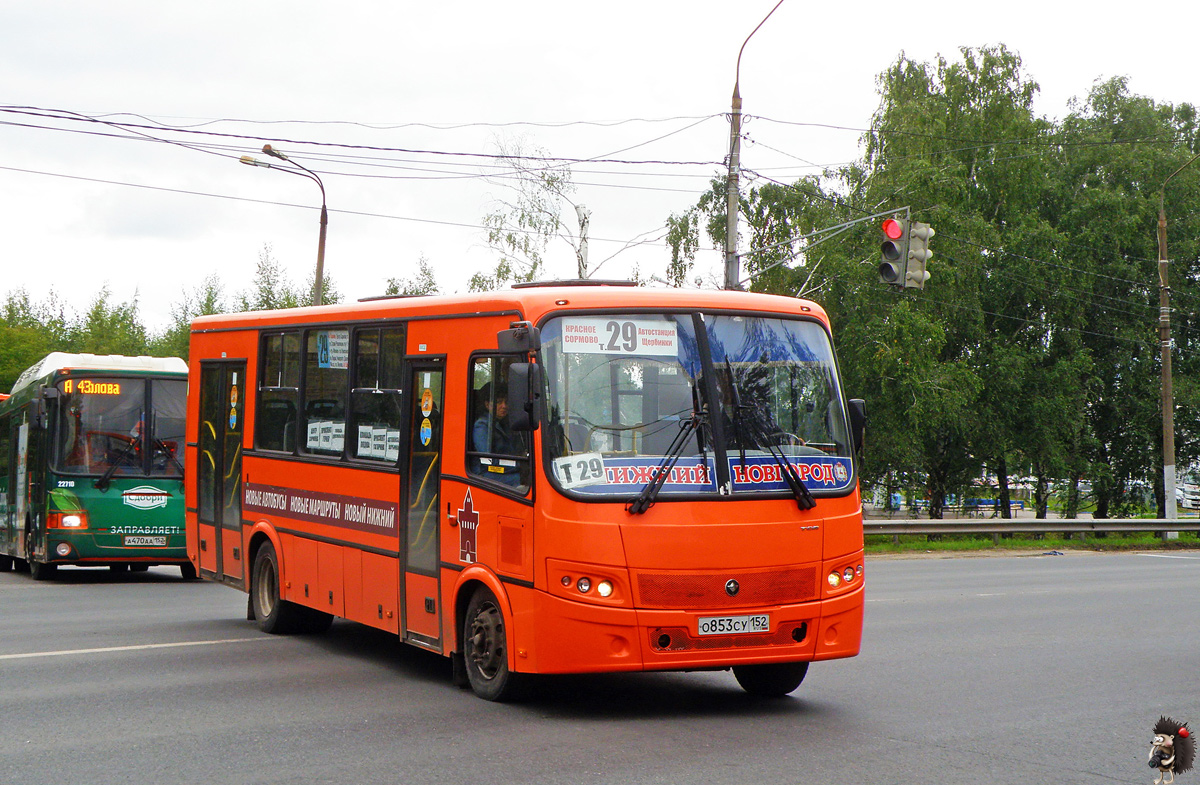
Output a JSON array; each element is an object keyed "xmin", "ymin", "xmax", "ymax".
[
  {"xmin": 848, "ymin": 398, "xmax": 866, "ymax": 455},
  {"xmin": 31, "ymin": 385, "xmax": 58, "ymax": 430},
  {"xmin": 507, "ymin": 362, "xmax": 543, "ymax": 432},
  {"xmin": 498, "ymin": 321, "xmax": 541, "ymax": 353}
]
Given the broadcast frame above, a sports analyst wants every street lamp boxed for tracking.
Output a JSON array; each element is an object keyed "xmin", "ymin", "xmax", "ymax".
[
  {"xmin": 723, "ymin": 0, "xmax": 786, "ymax": 291},
  {"xmin": 1156, "ymin": 150, "xmax": 1200, "ymax": 532},
  {"xmin": 239, "ymin": 144, "xmax": 329, "ymax": 307}
]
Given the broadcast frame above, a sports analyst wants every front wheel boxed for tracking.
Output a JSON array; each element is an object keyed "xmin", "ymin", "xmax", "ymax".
[
  {"xmin": 29, "ymin": 560, "xmax": 57, "ymax": 581},
  {"xmin": 732, "ymin": 661, "xmax": 809, "ymax": 697},
  {"xmin": 463, "ymin": 586, "xmax": 524, "ymax": 701}
]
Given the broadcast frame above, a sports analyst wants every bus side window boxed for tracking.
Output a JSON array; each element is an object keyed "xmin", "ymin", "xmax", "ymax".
[
  {"xmin": 302, "ymin": 329, "xmax": 349, "ymax": 457},
  {"xmin": 349, "ymin": 327, "xmax": 404, "ymax": 462},
  {"xmin": 467, "ymin": 356, "xmax": 530, "ymax": 492},
  {"xmin": 256, "ymin": 332, "xmax": 300, "ymax": 452}
]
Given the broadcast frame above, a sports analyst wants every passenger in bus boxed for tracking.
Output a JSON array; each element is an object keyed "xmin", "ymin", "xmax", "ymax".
[{"xmin": 471, "ymin": 383, "xmax": 522, "ymax": 487}]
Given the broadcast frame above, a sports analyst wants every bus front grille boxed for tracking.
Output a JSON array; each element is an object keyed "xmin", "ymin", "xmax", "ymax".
[
  {"xmin": 635, "ymin": 566, "xmax": 818, "ymax": 609},
  {"xmin": 648, "ymin": 621, "xmax": 808, "ymax": 652}
]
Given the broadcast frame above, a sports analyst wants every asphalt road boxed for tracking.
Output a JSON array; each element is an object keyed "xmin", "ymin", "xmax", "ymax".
[{"xmin": 1, "ymin": 551, "xmax": 1194, "ymax": 784}]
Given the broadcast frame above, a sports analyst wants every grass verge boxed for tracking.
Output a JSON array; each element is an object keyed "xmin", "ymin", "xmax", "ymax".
[{"xmin": 865, "ymin": 531, "xmax": 1200, "ymax": 555}]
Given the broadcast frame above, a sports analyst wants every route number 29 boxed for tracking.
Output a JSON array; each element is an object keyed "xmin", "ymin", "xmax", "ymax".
[
  {"xmin": 553, "ymin": 453, "xmax": 607, "ymax": 489},
  {"xmin": 605, "ymin": 320, "xmax": 638, "ymax": 353}
]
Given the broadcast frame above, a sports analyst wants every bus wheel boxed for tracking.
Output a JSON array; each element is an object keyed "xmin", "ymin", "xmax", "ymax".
[
  {"xmin": 130, "ymin": 564, "xmax": 150, "ymax": 573},
  {"xmin": 251, "ymin": 542, "xmax": 302, "ymax": 634},
  {"xmin": 29, "ymin": 560, "xmax": 57, "ymax": 581},
  {"xmin": 732, "ymin": 662, "xmax": 809, "ymax": 697},
  {"xmin": 179, "ymin": 563, "xmax": 198, "ymax": 581},
  {"xmin": 110, "ymin": 564, "xmax": 129, "ymax": 573},
  {"xmin": 463, "ymin": 586, "xmax": 523, "ymax": 701},
  {"xmin": 14, "ymin": 559, "xmax": 30, "ymax": 574},
  {"xmin": 298, "ymin": 608, "xmax": 334, "ymax": 634},
  {"xmin": 0, "ymin": 554, "xmax": 12, "ymax": 572}
]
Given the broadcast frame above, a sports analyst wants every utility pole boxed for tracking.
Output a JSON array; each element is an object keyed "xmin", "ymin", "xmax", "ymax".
[
  {"xmin": 1156, "ymin": 150, "xmax": 1200, "ymax": 535},
  {"xmin": 723, "ymin": 84, "xmax": 743, "ymax": 290},
  {"xmin": 1158, "ymin": 198, "xmax": 1177, "ymax": 531},
  {"xmin": 575, "ymin": 203, "xmax": 591, "ymax": 279},
  {"xmin": 723, "ymin": 0, "xmax": 786, "ymax": 291}
]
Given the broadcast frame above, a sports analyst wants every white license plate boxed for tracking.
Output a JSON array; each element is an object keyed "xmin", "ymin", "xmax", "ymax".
[
  {"xmin": 124, "ymin": 535, "xmax": 167, "ymax": 547},
  {"xmin": 697, "ymin": 613, "xmax": 771, "ymax": 636}
]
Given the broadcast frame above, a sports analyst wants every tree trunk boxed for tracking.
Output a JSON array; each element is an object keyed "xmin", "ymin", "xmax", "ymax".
[{"xmin": 997, "ymin": 454, "xmax": 1012, "ymax": 520}]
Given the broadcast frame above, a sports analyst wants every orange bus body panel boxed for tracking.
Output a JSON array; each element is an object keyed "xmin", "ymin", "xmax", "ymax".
[{"xmin": 185, "ymin": 285, "xmax": 864, "ymax": 687}]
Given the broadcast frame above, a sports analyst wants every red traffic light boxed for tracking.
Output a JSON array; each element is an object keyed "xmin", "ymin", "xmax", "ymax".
[{"xmin": 882, "ymin": 218, "xmax": 904, "ymax": 240}]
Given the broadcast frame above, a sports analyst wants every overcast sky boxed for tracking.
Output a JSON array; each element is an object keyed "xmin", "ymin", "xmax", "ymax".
[{"xmin": 2, "ymin": 1, "xmax": 1195, "ymax": 332}]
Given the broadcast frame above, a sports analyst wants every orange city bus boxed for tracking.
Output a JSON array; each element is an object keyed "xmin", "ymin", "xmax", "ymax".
[{"xmin": 186, "ymin": 281, "xmax": 866, "ymax": 700}]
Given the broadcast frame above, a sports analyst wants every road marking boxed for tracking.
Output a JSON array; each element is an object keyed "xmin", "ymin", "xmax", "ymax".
[
  {"xmin": 1138, "ymin": 553, "xmax": 1200, "ymax": 560},
  {"xmin": 0, "ymin": 637, "xmax": 276, "ymax": 661}
]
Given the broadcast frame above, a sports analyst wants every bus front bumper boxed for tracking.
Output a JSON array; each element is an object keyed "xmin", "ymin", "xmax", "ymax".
[{"xmin": 513, "ymin": 583, "xmax": 863, "ymax": 675}]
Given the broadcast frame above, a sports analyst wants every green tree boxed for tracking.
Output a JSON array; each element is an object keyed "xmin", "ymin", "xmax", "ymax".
[
  {"xmin": 150, "ymin": 273, "xmax": 228, "ymax": 360},
  {"xmin": 473, "ymin": 138, "xmax": 582, "ymax": 291},
  {"xmin": 71, "ymin": 286, "xmax": 148, "ymax": 356},
  {"xmin": 385, "ymin": 255, "xmax": 439, "ymax": 296}
]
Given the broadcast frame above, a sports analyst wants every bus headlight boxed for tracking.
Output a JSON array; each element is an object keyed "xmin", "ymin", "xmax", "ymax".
[
  {"xmin": 48, "ymin": 512, "xmax": 88, "ymax": 529},
  {"xmin": 596, "ymin": 580, "xmax": 613, "ymax": 598},
  {"xmin": 827, "ymin": 571, "xmax": 841, "ymax": 588},
  {"xmin": 55, "ymin": 542, "xmax": 74, "ymax": 557},
  {"xmin": 576, "ymin": 577, "xmax": 591, "ymax": 593}
]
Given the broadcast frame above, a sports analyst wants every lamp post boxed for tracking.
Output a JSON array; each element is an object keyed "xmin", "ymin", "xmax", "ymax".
[
  {"xmin": 1157, "ymin": 150, "xmax": 1200, "ymax": 532},
  {"xmin": 723, "ymin": 0, "xmax": 786, "ymax": 291},
  {"xmin": 239, "ymin": 144, "xmax": 328, "ymax": 307}
]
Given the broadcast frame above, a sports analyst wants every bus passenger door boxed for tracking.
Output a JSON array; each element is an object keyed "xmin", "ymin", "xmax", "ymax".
[
  {"xmin": 402, "ymin": 363, "xmax": 444, "ymax": 650},
  {"xmin": 197, "ymin": 362, "xmax": 246, "ymax": 586}
]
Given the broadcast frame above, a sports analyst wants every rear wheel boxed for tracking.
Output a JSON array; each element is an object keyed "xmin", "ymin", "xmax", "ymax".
[
  {"xmin": 0, "ymin": 554, "xmax": 12, "ymax": 572},
  {"xmin": 179, "ymin": 562, "xmax": 198, "ymax": 580},
  {"xmin": 29, "ymin": 560, "xmax": 57, "ymax": 581},
  {"xmin": 463, "ymin": 586, "xmax": 523, "ymax": 701},
  {"xmin": 129, "ymin": 564, "xmax": 150, "ymax": 573},
  {"xmin": 251, "ymin": 542, "xmax": 304, "ymax": 634},
  {"xmin": 732, "ymin": 661, "xmax": 809, "ymax": 697}
]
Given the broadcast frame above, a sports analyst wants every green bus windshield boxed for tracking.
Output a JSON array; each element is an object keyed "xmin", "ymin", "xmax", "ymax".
[{"xmin": 55, "ymin": 377, "xmax": 186, "ymax": 477}]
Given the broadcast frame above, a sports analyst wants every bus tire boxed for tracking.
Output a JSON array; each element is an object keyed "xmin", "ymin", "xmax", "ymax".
[
  {"xmin": 0, "ymin": 554, "xmax": 12, "ymax": 572},
  {"xmin": 29, "ymin": 560, "xmax": 57, "ymax": 581},
  {"xmin": 732, "ymin": 661, "xmax": 809, "ymax": 697},
  {"xmin": 251, "ymin": 541, "xmax": 303, "ymax": 634},
  {"xmin": 14, "ymin": 559, "xmax": 30, "ymax": 574},
  {"xmin": 130, "ymin": 564, "xmax": 150, "ymax": 573},
  {"xmin": 463, "ymin": 586, "xmax": 524, "ymax": 701},
  {"xmin": 298, "ymin": 607, "xmax": 334, "ymax": 634},
  {"xmin": 179, "ymin": 562, "xmax": 198, "ymax": 580}
]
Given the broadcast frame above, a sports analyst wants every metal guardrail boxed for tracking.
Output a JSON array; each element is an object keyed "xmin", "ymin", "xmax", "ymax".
[{"xmin": 864, "ymin": 518, "xmax": 1200, "ymax": 536}]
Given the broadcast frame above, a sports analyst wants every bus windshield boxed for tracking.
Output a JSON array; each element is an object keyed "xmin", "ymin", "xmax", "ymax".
[
  {"xmin": 55, "ymin": 377, "xmax": 187, "ymax": 477},
  {"xmin": 541, "ymin": 312, "xmax": 854, "ymax": 500}
]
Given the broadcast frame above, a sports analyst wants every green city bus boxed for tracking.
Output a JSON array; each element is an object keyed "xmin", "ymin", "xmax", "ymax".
[{"xmin": 0, "ymin": 353, "xmax": 194, "ymax": 580}]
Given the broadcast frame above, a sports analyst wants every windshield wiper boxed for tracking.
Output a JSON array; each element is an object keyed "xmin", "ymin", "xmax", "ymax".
[
  {"xmin": 154, "ymin": 438, "xmax": 184, "ymax": 475},
  {"xmin": 726, "ymin": 363, "xmax": 816, "ymax": 511},
  {"xmin": 94, "ymin": 436, "xmax": 139, "ymax": 492},
  {"xmin": 627, "ymin": 387, "xmax": 705, "ymax": 515}
]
